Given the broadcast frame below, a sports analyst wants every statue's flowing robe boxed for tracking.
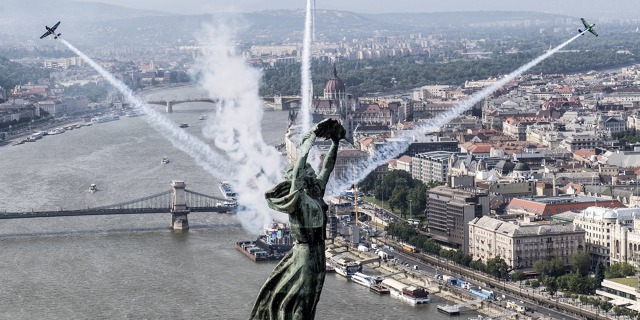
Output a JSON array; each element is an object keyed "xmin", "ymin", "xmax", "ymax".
[{"xmin": 249, "ymin": 180, "xmax": 327, "ymax": 320}]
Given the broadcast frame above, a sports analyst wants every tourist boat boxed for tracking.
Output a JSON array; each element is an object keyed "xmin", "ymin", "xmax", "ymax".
[
  {"xmin": 161, "ymin": 157, "xmax": 170, "ymax": 164},
  {"xmin": 219, "ymin": 181, "xmax": 237, "ymax": 202},
  {"xmin": 91, "ymin": 115, "xmax": 120, "ymax": 123},
  {"xmin": 330, "ymin": 258, "xmax": 362, "ymax": 278},
  {"xmin": 350, "ymin": 272, "xmax": 382, "ymax": 288}
]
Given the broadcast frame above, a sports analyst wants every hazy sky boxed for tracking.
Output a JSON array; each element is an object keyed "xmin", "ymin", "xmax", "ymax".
[{"xmin": 76, "ymin": 0, "xmax": 635, "ymax": 18}]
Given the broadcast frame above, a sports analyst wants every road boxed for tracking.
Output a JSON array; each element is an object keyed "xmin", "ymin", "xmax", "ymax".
[{"xmin": 373, "ymin": 238, "xmax": 590, "ymax": 320}]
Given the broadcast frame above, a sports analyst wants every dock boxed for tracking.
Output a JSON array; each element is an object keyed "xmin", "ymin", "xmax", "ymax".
[{"xmin": 437, "ymin": 299, "xmax": 482, "ymax": 315}]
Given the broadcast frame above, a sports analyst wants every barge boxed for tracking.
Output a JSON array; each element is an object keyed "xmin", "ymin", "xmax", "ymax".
[{"xmin": 236, "ymin": 223, "xmax": 293, "ymax": 262}]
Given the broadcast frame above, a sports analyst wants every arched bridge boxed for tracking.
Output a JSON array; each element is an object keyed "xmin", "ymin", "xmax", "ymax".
[
  {"xmin": 144, "ymin": 97, "xmax": 216, "ymax": 113},
  {"xmin": 1, "ymin": 181, "xmax": 233, "ymax": 230}
]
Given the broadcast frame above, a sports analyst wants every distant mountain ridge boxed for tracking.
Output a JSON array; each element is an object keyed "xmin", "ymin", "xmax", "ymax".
[{"xmin": 0, "ymin": 3, "xmax": 578, "ymax": 45}]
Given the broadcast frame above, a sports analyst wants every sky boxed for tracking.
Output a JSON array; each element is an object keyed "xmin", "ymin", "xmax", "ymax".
[{"xmin": 75, "ymin": 0, "xmax": 636, "ymax": 18}]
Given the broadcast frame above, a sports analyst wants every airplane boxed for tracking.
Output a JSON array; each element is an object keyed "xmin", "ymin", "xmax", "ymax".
[
  {"xmin": 40, "ymin": 21, "xmax": 62, "ymax": 39},
  {"xmin": 578, "ymin": 18, "xmax": 598, "ymax": 37}
]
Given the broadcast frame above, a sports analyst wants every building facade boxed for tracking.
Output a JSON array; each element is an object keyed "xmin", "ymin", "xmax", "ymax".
[
  {"xmin": 573, "ymin": 207, "xmax": 638, "ymax": 267},
  {"xmin": 427, "ymin": 186, "xmax": 489, "ymax": 253},
  {"xmin": 468, "ymin": 216, "xmax": 586, "ymax": 269}
]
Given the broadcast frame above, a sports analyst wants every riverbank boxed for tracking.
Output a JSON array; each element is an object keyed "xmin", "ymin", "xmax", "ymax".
[{"xmin": 327, "ymin": 239, "xmax": 524, "ymax": 319}]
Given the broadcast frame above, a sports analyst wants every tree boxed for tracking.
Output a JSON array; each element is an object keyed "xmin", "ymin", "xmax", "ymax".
[
  {"xmin": 533, "ymin": 256, "xmax": 566, "ymax": 278},
  {"xmin": 543, "ymin": 276, "xmax": 558, "ymax": 297},
  {"xmin": 389, "ymin": 185, "xmax": 409, "ymax": 217},
  {"xmin": 595, "ymin": 260, "xmax": 605, "ymax": 288},
  {"xmin": 486, "ymin": 256, "xmax": 509, "ymax": 279},
  {"xmin": 511, "ymin": 270, "xmax": 526, "ymax": 283},
  {"xmin": 530, "ymin": 279, "xmax": 540, "ymax": 289},
  {"xmin": 606, "ymin": 262, "xmax": 636, "ymax": 279},
  {"xmin": 569, "ymin": 251, "xmax": 590, "ymax": 276}
]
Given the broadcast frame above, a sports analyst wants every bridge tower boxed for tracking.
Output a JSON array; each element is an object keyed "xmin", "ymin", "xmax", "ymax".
[
  {"xmin": 166, "ymin": 100, "xmax": 173, "ymax": 113},
  {"xmin": 171, "ymin": 180, "xmax": 189, "ymax": 230}
]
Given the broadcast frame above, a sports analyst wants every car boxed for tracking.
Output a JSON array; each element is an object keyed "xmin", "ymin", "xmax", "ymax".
[{"xmin": 413, "ymin": 265, "xmax": 419, "ymax": 270}]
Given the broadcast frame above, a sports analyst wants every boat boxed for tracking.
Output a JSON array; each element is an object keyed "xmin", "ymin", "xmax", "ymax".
[
  {"xmin": 330, "ymin": 258, "xmax": 362, "ymax": 278},
  {"xmin": 199, "ymin": 115, "xmax": 208, "ymax": 120},
  {"xmin": 89, "ymin": 184, "xmax": 98, "ymax": 193},
  {"xmin": 47, "ymin": 128, "xmax": 65, "ymax": 135},
  {"xmin": 161, "ymin": 157, "xmax": 170, "ymax": 164},
  {"xmin": 179, "ymin": 123, "xmax": 189, "ymax": 128},
  {"xmin": 219, "ymin": 181, "xmax": 237, "ymax": 202},
  {"xmin": 399, "ymin": 286, "xmax": 430, "ymax": 305},
  {"xmin": 126, "ymin": 110, "xmax": 145, "ymax": 117},
  {"xmin": 370, "ymin": 284, "xmax": 390, "ymax": 295},
  {"xmin": 325, "ymin": 261, "xmax": 335, "ymax": 273},
  {"xmin": 12, "ymin": 140, "xmax": 25, "ymax": 146},
  {"xmin": 383, "ymin": 278, "xmax": 430, "ymax": 305},
  {"xmin": 90, "ymin": 115, "xmax": 120, "ymax": 123},
  {"xmin": 236, "ymin": 223, "xmax": 293, "ymax": 262},
  {"xmin": 350, "ymin": 272, "xmax": 382, "ymax": 288}
]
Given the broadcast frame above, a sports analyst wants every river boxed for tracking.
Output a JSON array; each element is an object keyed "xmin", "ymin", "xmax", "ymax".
[{"xmin": 0, "ymin": 91, "xmax": 469, "ymax": 319}]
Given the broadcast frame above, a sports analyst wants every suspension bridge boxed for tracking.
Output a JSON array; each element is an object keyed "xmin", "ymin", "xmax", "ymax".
[{"xmin": 1, "ymin": 181, "xmax": 232, "ymax": 230}]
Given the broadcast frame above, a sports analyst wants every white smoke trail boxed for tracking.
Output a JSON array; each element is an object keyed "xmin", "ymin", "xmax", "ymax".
[
  {"xmin": 327, "ymin": 32, "xmax": 585, "ymax": 196},
  {"xmin": 300, "ymin": 0, "xmax": 314, "ymax": 134},
  {"xmin": 312, "ymin": 0, "xmax": 316, "ymax": 42},
  {"xmin": 193, "ymin": 24, "xmax": 287, "ymax": 233},
  {"xmin": 58, "ymin": 39, "xmax": 236, "ymax": 181}
]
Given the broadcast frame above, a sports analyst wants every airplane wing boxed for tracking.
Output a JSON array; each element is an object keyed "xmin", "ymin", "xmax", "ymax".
[
  {"xmin": 39, "ymin": 31, "xmax": 51, "ymax": 39},
  {"xmin": 589, "ymin": 29, "xmax": 599, "ymax": 37},
  {"xmin": 51, "ymin": 21, "xmax": 61, "ymax": 31},
  {"xmin": 581, "ymin": 18, "xmax": 589, "ymax": 29}
]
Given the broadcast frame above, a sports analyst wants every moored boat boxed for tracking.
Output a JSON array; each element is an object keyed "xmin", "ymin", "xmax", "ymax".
[{"xmin": 350, "ymin": 272, "xmax": 382, "ymax": 288}]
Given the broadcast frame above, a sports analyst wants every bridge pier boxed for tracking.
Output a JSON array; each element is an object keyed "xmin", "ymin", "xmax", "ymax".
[
  {"xmin": 166, "ymin": 100, "xmax": 173, "ymax": 113},
  {"xmin": 171, "ymin": 180, "xmax": 189, "ymax": 230}
]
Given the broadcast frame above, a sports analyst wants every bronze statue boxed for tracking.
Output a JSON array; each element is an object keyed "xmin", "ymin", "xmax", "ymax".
[{"xmin": 250, "ymin": 119, "xmax": 345, "ymax": 320}]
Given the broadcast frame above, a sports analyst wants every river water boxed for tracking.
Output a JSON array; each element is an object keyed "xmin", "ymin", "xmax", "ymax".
[{"xmin": 0, "ymin": 92, "xmax": 463, "ymax": 319}]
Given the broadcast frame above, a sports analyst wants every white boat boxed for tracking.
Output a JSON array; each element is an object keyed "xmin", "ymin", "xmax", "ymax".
[
  {"xmin": 350, "ymin": 272, "xmax": 382, "ymax": 288},
  {"xmin": 161, "ymin": 157, "xmax": 170, "ymax": 164},
  {"xmin": 219, "ymin": 181, "xmax": 237, "ymax": 202},
  {"xmin": 330, "ymin": 258, "xmax": 362, "ymax": 278},
  {"xmin": 91, "ymin": 115, "xmax": 120, "ymax": 123},
  {"xmin": 47, "ymin": 128, "xmax": 65, "ymax": 135},
  {"xmin": 89, "ymin": 184, "xmax": 98, "ymax": 193},
  {"xmin": 199, "ymin": 115, "xmax": 208, "ymax": 120},
  {"xmin": 383, "ymin": 278, "xmax": 430, "ymax": 305}
]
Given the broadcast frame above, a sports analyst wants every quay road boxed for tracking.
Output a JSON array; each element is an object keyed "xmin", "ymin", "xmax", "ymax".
[{"xmin": 373, "ymin": 238, "xmax": 593, "ymax": 320}]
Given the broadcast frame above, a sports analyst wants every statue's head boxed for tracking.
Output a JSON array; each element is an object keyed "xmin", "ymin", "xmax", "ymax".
[{"xmin": 285, "ymin": 163, "xmax": 324, "ymax": 196}]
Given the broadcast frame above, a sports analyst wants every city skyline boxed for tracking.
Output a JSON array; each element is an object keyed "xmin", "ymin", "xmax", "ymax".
[{"xmin": 73, "ymin": 0, "xmax": 636, "ymax": 18}]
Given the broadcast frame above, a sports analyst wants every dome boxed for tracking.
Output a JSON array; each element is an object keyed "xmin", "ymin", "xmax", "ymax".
[
  {"xmin": 513, "ymin": 162, "xmax": 530, "ymax": 171},
  {"xmin": 324, "ymin": 65, "xmax": 345, "ymax": 94}
]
